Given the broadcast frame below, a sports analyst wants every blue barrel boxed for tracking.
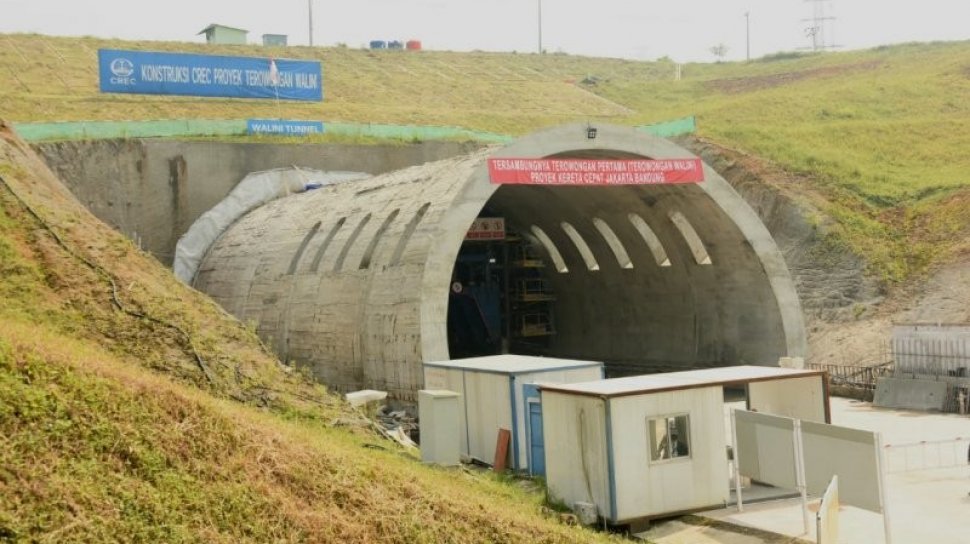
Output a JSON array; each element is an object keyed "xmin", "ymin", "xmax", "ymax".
[
  {"xmin": 369, "ymin": 40, "xmax": 387, "ymax": 49},
  {"xmin": 388, "ymin": 40, "xmax": 404, "ymax": 50}
]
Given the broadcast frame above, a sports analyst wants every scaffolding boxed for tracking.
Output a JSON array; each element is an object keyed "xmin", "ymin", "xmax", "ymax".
[{"xmin": 509, "ymin": 244, "xmax": 556, "ymax": 342}]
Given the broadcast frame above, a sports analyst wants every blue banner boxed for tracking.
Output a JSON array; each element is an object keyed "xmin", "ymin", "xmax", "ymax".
[
  {"xmin": 247, "ymin": 119, "xmax": 324, "ymax": 136},
  {"xmin": 98, "ymin": 49, "xmax": 322, "ymax": 102}
]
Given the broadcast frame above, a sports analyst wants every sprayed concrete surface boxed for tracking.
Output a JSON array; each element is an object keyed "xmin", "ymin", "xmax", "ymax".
[
  {"xmin": 193, "ymin": 124, "xmax": 806, "ymax": 399},
  {"xmin": 34, "ymin": 139, "xmax": 481, "ymax": 265},
  {"xmin": 646, "ymin": 398, "xmax": 970, "ymax": 544}
]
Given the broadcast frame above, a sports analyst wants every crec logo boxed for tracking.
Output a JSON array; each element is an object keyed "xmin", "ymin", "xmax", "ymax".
[
  {"xmin": 107, "ymin": 57, "xmax": 137, "ymax": 86},
  {"xmin": 109, "ymin": 58, "xmax": 134, "ymax": 77}
]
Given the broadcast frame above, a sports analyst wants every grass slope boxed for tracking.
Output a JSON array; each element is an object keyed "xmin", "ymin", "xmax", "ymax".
[
  {"xmin": 599, "ymin": 42, "xmax": 970, "ymax": 281},
  {"xmin": 0, "ymin": 124, "xmax": 614, "ymax": 542},
  {"xmin": 2, "ymin": 34, "xmax": 968, "ymax": 280}
]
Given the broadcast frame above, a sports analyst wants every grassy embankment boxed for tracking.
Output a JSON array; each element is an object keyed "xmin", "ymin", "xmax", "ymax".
[
  {"xmin": 1, "ymin": 30, "xmax": 966, "ymax": 541},
  {"xmin": 2, "ymin": 34, "xmax": 968, "ymax": 281},
  {"xmin": 0, "ymin": 125, "xmax": 615, "ymax": 542},
  {"xmin": 598, "ymin": 42, "xmax": 970, "ymax": 282}
]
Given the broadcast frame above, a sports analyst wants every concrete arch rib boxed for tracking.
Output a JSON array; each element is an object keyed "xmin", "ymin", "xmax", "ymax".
[
  {"xmin": 530, "ymin": 225, "xmax": 569, "ymax": 273},
  {"xmin": 560, "ymin": 222, "xmax": 600, "ymax": 271},
  {"xmin": 669, "ymin": 211, "xmax": 712, "ymax": 266},
  {"xmin": 628, "ymin": 213, "xmax": 671, "ymax": 267},
  {"xmin": 195, "ymin": 123, "xmax": 805, "ymax": 401},
  {"xmin": 592, "ymin": 217, "xmax": 634, "ymax": 270}
]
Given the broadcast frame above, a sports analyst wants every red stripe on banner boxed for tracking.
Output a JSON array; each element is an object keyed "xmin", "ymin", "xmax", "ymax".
[{"xmin": 487, "ymin": 158, "xmax": 705, "ymax": 185}]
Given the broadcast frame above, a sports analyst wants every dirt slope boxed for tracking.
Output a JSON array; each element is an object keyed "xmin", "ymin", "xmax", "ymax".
[{"xmin": 687, "ymin": 136, "xmax": 970, "ymax": 366}]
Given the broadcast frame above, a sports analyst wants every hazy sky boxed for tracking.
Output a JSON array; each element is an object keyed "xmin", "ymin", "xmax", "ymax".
[{"xmin": 1, "ymin": 0, "xmax": 967, "ymax": 61}]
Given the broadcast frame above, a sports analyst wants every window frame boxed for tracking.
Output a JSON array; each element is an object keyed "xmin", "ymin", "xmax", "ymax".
[{"xmin": 646, "ymin": 413, "xmax": 692, "ymax": 464}]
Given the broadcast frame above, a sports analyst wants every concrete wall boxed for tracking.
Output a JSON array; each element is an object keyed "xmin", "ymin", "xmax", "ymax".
[
  {"xmin": 34, "ymin": 139, "xmax": 482, "ymax": 265},
  {"xmin": 193, "ymin": 124, "xmax": 806, "ymax": 399},
  {"xmin": 873, "ymin": 377, "xmax": 949, "ymax": 411}
]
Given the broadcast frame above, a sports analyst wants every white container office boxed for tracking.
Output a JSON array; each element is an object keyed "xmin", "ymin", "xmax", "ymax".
[
  {"xmin": 540, "ymin": 366, "xmax": 829, "ymax": 525},
  {"xmin": 423, "ymin": 355, "xmax": 603, "ymax": 472}
]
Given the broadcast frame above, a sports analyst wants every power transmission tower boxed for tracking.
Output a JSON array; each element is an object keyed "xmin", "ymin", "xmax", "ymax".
[{"xmin": 800, "ymin": 0, "xmax": 840, "ymax": 51}]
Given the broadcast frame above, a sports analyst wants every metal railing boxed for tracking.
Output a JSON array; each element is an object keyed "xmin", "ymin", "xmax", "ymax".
[
  {"xmin": 883, "ymin": 437, "xmax": 970, "ymax": 473},
  {"xmin": 806, "ymin": 363, "xmax": 893, "ymax": 391}
]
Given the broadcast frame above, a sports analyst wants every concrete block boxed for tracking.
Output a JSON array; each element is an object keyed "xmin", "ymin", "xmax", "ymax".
[
  {"xmin": 873, "ymin": 376, "xmax": 948, "ymax": 411},
  {"xmin": 418, "ymin": 389, "xmax": 460, "ymax": 466},
  {"xmin": 345, "ymin": 389, "xmax": 388, "ymax": 408}
]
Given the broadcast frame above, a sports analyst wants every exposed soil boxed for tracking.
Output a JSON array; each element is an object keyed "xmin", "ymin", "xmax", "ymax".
[
  {"xmin": 686, "ymin": 136, "xmax": 970, "ymax": 367},
  {"xmin": 706, "ymin": 60, "xmax": 883, "ymax": 94}
]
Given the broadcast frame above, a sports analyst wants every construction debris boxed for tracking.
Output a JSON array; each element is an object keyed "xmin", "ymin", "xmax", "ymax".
[
  {"xmin": 345, "ymin": 389, "xmax": 388, "ymax": 408},
  {"xmin": 331, "ymin": 399, "xmax": 419, "ymax": 452},
  {"xmin": 377, "ymin": 405, "xmax": 418, "ymax": 440}
]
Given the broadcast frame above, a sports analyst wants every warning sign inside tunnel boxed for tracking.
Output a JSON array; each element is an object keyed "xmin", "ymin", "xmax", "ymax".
[{"xmin": 487, "ymin": 158, "xmax": 705, "ymax": 185}]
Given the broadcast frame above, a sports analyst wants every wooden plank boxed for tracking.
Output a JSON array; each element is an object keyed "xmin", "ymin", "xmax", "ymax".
[{"xmin": 493, "ymin": 428, "xmax": 511, "ymax": 472}]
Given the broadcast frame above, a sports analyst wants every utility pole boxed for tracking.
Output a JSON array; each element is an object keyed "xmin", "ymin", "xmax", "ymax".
[
  {"xmin": 308, "ymin": 0, "xmax": 314, "ymax": 47},
  {"xmin": 537, "ymin": 0, "xmax": 543, "ymax": 54},
  {"xmin": 744, "ymin": 11, "xmax": 750, "ymax": 61}
]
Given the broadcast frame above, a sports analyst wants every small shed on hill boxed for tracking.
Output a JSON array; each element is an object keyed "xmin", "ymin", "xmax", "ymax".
[
  {"xmin": 539, "ymin": 366, "xmax": 829, "ymax": 525},
  {"xmin": 423, "ymin": 355, "xmax": 603, "ymax": 472},
  {"xmin": 262, "ymin": 34, "xmax": 288, "ymax": 47},
  {"xmin": 198, "ymin": 24, "xmax": 248, "ymax": 45}
]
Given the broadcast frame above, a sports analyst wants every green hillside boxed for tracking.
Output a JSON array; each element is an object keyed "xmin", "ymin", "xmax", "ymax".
[
  {"xmin": 0, "ymin": 126, "xmax": 614, "ymax": 542},
  {"xmin": 2, "ymin": 34, "xmax": 968, "ymax": 281},
  {"xmin": 1, "ymin": 31, "xmax": 967, "ymax": 541}
]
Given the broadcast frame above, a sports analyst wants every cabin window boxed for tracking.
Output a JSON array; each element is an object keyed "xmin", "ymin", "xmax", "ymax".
[{"xmin": 648, "ymin": 414, "xmax": 691, "ymax": 461}]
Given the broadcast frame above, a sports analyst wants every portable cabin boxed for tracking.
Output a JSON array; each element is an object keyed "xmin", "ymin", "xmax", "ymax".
[
  {"xmin": 423, "ymin": 355, "xmax": 603, "ymax": 472},
  {"xmin": 197, "ymin": 24, "xmax": 248, "ymax": 45},
  {"xmin": 539, "ymin": 366, "xmax": 829, "ymax": 525},
  {"xmin": 262, "ymin": 34, "xmax": 288, "ymax": 47}
]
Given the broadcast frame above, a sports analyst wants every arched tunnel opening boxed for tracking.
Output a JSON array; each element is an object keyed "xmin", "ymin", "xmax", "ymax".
[
  {"xmin": 192, "ymin": 124, "xmax": 805, "ymax": 400},
  {"xmin": 446, "ymin": 181, "xmax": 789, "ymax": 376}
]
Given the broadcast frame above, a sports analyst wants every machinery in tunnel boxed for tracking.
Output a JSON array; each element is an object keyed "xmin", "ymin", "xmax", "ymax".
[
  {"xmin": 447, "ymin": 216, "xmax": 558, "ymax": 359},
  {"xmin": 191, "ymin": 123, "xmax": 806, "ymax": 401}
]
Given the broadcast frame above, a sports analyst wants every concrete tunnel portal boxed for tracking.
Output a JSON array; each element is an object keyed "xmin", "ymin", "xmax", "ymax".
[{"xmin": 193, "ymin": 124, "xmax": 806, "ymax": 401}]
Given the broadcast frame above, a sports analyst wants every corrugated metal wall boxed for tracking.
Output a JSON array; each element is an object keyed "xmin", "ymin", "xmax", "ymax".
[{"xmin": 892, "ymin": 324, "xmax": 970, "ymax": 379}]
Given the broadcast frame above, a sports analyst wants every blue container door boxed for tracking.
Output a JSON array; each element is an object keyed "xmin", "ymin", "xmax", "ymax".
[{"xmin": 527, "ymin": 400, "xmax": 545, "ymax": 476}]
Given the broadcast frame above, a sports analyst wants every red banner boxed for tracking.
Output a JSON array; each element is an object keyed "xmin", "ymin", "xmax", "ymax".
[{"xmin": 487, "ymin": 158, "xmax": 705, "ymax": 185}]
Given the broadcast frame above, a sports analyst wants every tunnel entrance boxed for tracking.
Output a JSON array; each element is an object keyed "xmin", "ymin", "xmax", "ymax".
[
  {"xmin": 447, "ymin": 210, "xmax": 557, "ymax": 359},
  {"xmin": 446, "ymin": 180, "xmax": 795, "ymax": 377},
  {"xmin": 192, "ymin": 123, "xmax": 806, "ymax": 399}
]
